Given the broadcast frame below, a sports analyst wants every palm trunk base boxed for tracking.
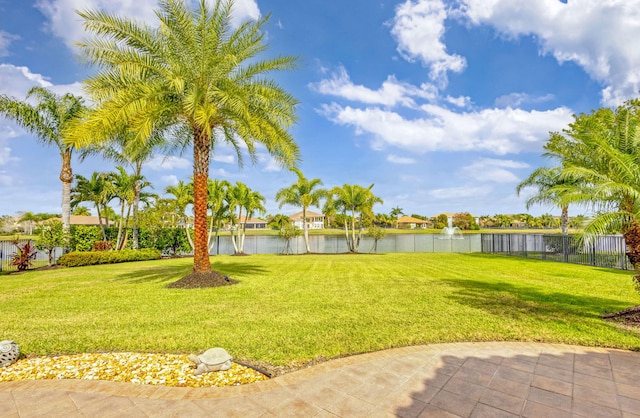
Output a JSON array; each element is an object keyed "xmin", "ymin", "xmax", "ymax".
[{"xmin": 169, "ymin": 270, "xmax": 238, "ymax": 289}]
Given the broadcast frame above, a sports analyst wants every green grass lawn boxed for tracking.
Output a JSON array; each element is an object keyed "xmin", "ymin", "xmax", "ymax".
[{"xmin": 2, "ymin": 253, "xmax": 639, "ymax": 367}]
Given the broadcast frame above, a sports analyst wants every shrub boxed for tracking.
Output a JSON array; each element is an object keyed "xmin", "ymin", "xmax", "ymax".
[
  {"xmin": 10, "ymin": 239, "xmax": 37, "ymax": 271},
  {"xmin": 69, "ymin": 225, "xmax": 103, "ymax": 252},
  {"xmin": 56, "ymin": 249, "xmax": 162, "ymax": 267},
  {"xmin": 92, "ymin": 241, "xmax": 112, "ymax": 251}
]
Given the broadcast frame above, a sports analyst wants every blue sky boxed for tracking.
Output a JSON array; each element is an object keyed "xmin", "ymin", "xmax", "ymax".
[{"xmin": 1, "ymin": 0, "xmax": 639, "ymax": 219}]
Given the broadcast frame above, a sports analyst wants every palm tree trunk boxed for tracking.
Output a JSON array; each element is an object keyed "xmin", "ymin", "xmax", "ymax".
[
  {"xmin": 192, "ymin": 128, "xmax": 211, "ymax": 273},
  {"xmin": 561, "ymin": 205, "xmax": 569, "ymax": 236},
  {"xmin": 96, "ymin": 205, "xmax": 107, "ymax": 242},
  {"xmin": 116, "ymin": 201, "xmax": 125, "ymax": 250},
  {"xmin": 350, "ymin": 210, "xmax": 357, "ymax": 252},
  {"xmin": 623, "ymin": 222, "xmax": 640, "ymax": 292},
  {"xmin": 342, "ymin": 216, "xmax": 350, "ymax": 251},
  {"xmin": 132, "ymin": 164, "xmax": 141, "ymax": 250},
  {"xmin": 60, "ymin": 150, "xmax": 73, "ymax": 234},
  {"xmin": 302, "ymin": 206, "xmax": 310, "ymax": 253}
]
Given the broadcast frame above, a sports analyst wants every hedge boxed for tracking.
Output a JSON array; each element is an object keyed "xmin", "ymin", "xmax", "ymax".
[{"xmin": 56, "ymin": 249, "xmax": 162, "ymax": 267}]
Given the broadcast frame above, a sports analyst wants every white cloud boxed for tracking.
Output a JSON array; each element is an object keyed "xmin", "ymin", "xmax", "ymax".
[
  {"xmin": 257, "ymin": 153, "xmax": 282, "ymax": 172},
  {"xmin": 461, "ymin": 158, "xmax": 529, "ymax": 183},
  {"xmin": 0, "ymin": 64, "xmax": 85, "ymax": 101},
  {"xmin": 0, "ymin": 171, "xmax": 11, "ymax": 187},
  {"xmin": 213, "ymin": 154, "xmax": 235, "ymax": 164},
  {"xmin": 36, "ymin": 0, "xmax": 261, "ymax": 49},
  {"xmin": 161, "ymin": 174, "xmax": 179, "ymax": 186},
  {"xmin": 494, "ymin": 93, "xmax": 555, "ymax": 108},
  {"xmin": 458, "ymin": 0, "xmax": 640, "ymax": 106},
  {"xmin": 445, "ymin": 95, "xmax": 471, "ymax": 108},
  {"xmin": 387, "ymin": 154, "xmax": 417, "ymax": 164},
  {"xmin": 320, "ymin": 103, "xmax": 573, "ymax": 155},
  {"xmin": 0, "ymin": 146, "xmax": 19, "ymax": 166},
  {"xmin": 391, "ymin": 0, "xmax": 466, "ymax": 87},
  {"xmin": 212, "ymin": 168, "xmax": 231, "ymax": 177},
  {"xmin": 309, "ymin": 66, "xmax": 437, "ymax": 107},
  {"xmin": 145, "ymin": 155, "xmax": 191, "ymax": 171},
  {"xmin": 429, "ymin": 185, "xmax": 492, "ymax": 200},
  {"xmin": 0, "ymin": 31, "xmax": 19, "ymax": 57}
]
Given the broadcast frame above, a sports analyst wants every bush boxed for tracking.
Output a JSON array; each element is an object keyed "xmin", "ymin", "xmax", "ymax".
[
  {"xmin": 10, "ymin": 239, "xmax": 37, "ymax": 271},
  {"xmin": 69, "ymin": 225, "xmax": 103, "ymax": 252},
  {"xmin": 57, "ymin": 249, "xmax": 162, "ymax": 267}
]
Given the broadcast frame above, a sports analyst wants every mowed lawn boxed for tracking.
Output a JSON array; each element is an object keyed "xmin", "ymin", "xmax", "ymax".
[{"xmin": 2, "ymin": 253, "xmax": 639, "ymax": 366}]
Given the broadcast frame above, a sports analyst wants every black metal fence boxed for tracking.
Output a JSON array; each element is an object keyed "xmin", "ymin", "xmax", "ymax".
[{"xmin": 480, "ymin": 233, "xmax": 631, "ymax": 270}]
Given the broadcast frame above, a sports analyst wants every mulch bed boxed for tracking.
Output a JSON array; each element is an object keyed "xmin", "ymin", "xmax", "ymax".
[
  {"xmin": 167, "ymin": 271, "xmax": 238, "ymax": 289},
  {"xmin": 601, "ymin": 305, "xmax": 640, "ymax": 331}
]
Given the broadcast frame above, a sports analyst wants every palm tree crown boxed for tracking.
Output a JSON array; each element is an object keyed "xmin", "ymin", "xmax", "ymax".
[
  {"xmin": 0, "ymin": 87, "xmax": 86, "ymax": 232},
  {"xmin": 275, "ymin": 168, "xmax": 326, "ymax": 253},
  {"xmin": 72, "ymin": 0, "xmax": 299, "ymax": 274}
]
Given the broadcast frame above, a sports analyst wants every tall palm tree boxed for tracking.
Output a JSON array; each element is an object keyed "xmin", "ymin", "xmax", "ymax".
[
  {"xmin": 0, "ymin": 87, "xmax": 86, "ymax": 233},
  {"xmin": 543, "ymin": 99, "xmax": 640, "ymax": 291},
  {"xmin": 71, "ymin": 0, "xmax": 299, "ymax": 276},
  {"xmin": 326, "ymin": 184, "xmax": 383, "ymax": 253},
  {"xmin": 275, "ymin": 168, "xmax": 326, "ymax": 253},
  {"xmin": 71, "ymin": 172, "xmax": 115, "ymax": 241}
]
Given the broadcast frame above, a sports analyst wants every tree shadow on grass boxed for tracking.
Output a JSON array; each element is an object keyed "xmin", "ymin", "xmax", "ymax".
[
  {"xmin": 440, "ymin": 278, "xmax": 633, "ymax": 323},
  {"xmin": 112, "ymin": 259, "xmax": 270, "ymax": 285}
]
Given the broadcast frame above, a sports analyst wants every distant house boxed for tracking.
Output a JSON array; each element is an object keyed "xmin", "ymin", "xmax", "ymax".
[
  {"xmin": 290, "ymin": 210, "xmax": 325, "ymax": 230},
  {"xmin": 69, "ymin": 215, "xmax": 113, "ymax": 226},
  {"xmin": 397, "ymin": 215, "xmax": 430, "ymax": 229},
  {"xmin": 238, "ymin": 216, "xmax": 267, "ymax": 229}
]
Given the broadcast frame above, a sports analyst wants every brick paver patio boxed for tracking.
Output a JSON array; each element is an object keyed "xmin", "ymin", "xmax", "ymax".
[{"xmin": 1, "ymin": 342, "xmax": 639, "ymax": 417}]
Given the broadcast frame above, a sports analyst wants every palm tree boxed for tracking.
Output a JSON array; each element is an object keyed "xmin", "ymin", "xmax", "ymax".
[
  {"xmin": 275, "ymin": 168, "xmax": 326, "ymax": 253},
  {"xmin": 18, "ymin": 212, "xmax": 37, "ymax": 235},
  {"xmin": 110, "ymin": 166, "xmax": 153, "ymax": 250},
  {"xmin": 542, "ymin": 99, "xmax": 640, "ymax": 291},
  {"xmin": 165, "ymin": 180, "xmax": 194, "ymax": 251},
  {"xmin": 0, "ymin": 87, "xmax": 86, "ymax": 233},
  {"xmin": 72, "ymin": 206, "xmax": 91, "ymax": 216},
  {"xmin": 84, "ymin": 130, "xmax": 165, "ymax": 249},
  {"xmin": 227, "ymin": 182, "xmax": 265, "ymax": 254},
  {"xmin": 71, "ymin": 0, "xmax": 299, "ymax": 277},
  {"xmin": 389, "ymin": 206, "xmax": 404, "ymax": 229},
  {"xmin": 326, "ymin": 184, "xmax": 383, "ymax": 253},
  {"xmin": 71, "ymin": 172, "xmax": 115, "ymax": 241},
  {"xmin": 207, "ymin": 179, "xmax": 231, "ymax": 252},
  {"xmin": 516, "ymin": 167, "xmax": 572, "ymax": 235}
]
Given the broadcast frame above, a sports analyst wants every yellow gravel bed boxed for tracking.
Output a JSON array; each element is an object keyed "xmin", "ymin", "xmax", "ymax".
[{"xmin": 0, "ymin": 353, "xmax": 269, "ymax": 387}]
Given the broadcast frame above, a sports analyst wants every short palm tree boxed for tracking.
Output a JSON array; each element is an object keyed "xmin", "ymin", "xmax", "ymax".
[
  {"xmin": 164, "ymin": 180, "xmax": 194, "ymax": 250},
  {"xmin": 0, "ymin": 87, "xmax": 86, "ymax": 233},
  {"xmin": 275, "ymin": 168, "xmax": 326, "ymax": 253},
  {"xmin": 228, "ymin": 182, "xmax": 265, "ymax": 254},
  {"xmin": 207, "ymin": 179, "xmax": 231, "ymax": 252},
  {"xmin": 71, "ymin": 172, "xmax": 115, "ymax": 241},
  {"xmin": 71, "ymin": 0, "xmax": 299, "ymax": 276},
  {"xmin": 84, "ymin": 129, "xmax": 165, "ymax": 249},
  {"xmin": 516, "ymin": 167, "xmax": 571, "ymax": 235},
  {"xmin": 326, "ymin": 184, "xmax": 383, "ymax": 253}
]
